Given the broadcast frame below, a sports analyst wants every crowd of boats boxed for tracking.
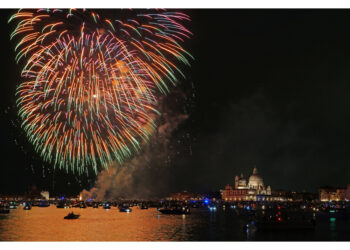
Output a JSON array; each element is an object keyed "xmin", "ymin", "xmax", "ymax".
[
  {"xmin": 227, "ymin": 201, "xmax": 350, "ymax": 231},
  {"xmin": 1, "ymin": 199, "xmax": 350, "ymax": 229}
]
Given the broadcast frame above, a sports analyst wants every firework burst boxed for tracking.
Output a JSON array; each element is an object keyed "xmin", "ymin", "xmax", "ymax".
[{"xmin": 9, "ymin": 9, "xmax": 192, "ymax": 174}]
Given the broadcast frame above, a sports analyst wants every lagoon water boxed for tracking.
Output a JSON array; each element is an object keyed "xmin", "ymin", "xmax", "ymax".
[{"xmin": 0, "ymin": 206, "xmax": 350, "ymax": 241}]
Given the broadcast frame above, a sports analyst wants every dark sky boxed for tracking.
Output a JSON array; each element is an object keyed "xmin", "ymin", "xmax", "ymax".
[{"xmin": 1, "ymin": 9, "xmax": 350, "ymax": 196}]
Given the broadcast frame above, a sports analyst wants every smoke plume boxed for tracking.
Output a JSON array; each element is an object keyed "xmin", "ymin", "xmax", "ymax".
[{"xmin": 81, "ymin": 93, "xmax": 189, "ymax": 200}]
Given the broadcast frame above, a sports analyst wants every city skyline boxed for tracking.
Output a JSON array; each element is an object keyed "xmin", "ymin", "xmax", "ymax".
[{"xmin": 1, "ymin": 9, "xmax": 350, "ymax": 197}]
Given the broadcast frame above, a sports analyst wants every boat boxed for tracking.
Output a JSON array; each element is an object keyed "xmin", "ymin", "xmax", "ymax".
[
  {"xmin": 119, "ymin": 206, "xmax": 132, "ymax": 212},
  {"xmin": 103, "ymin": 203, "xmax": 111, "ymax": 209},
  {"xmin": 191, "ymin": 203, "xmax": 199, "ymax": 208},
  {"xmin": 252, "ymin": 210, "xmax": 315, "ymax": 231},
  {"xmin": 64, "ymin": 212, "xmax": 80, "ymax": 220},
  {"xmin": 158, "ymin": 206, "xmax": 190, "ymax": 215},
  {"xmin": 79, "ymin": 202, "xmax": 87, "ymax": 208},
  {"xmin": 56, "ymin": 200, "xmax": 70, "ymax": 208},
  {"xmin": 209, "ymin": 205, "xmax": 217, "ymax": 211},
  {"xmin": 38, "ymin": 201, "xmax": 50, "ymax": 207},
  {"xmin": 23, "ymin": 202, "xmax": 32, "ymax": 210},
  {"xmin": 70, "ymin": 203, "xmax": 78, "ymax": 207},
  {"xmin": 317, "ymin": 207, "xmax": 349, "ymax": 219},
  {"xmin": 57, "ymin": 203, "xmax": 70, "ymax": 208},
  {"xmin": 9, "ymin": 202, "xmax": 18, "ymax": 209},
  {"xmin": 140, "ymin": 203, "xmax": 149, "ymax": 209},
  {"xmin": 31, "ymin": 201, "xmax": 40, "ymax": 207},
  {"xmin": 0, "ymin": 207, "xmax": 10, "ymax": 214}
]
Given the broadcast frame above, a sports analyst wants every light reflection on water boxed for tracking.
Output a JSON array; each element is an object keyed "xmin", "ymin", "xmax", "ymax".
[
  {"xmin": 0, "ymin": 206, "xmax": 218, "ymax": 241},
  {"xmin": 0, "ymin": 206, "xmax": 350, "ymax": 241}
]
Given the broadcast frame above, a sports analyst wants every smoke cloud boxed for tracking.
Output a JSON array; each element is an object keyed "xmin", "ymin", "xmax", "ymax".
[{"xmin": 81, "ymin": 93, "xmax": 189, "ymax": 200}]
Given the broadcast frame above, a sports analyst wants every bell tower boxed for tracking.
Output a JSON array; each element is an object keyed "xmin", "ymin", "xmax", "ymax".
[{"xmin": 234, "ymin": 176, "xmax": 239, "ymax": 189}]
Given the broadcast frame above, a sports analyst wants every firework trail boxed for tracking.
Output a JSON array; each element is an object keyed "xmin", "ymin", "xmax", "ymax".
[{"xmin": 9, "ymin": 9, "xmax": 192, "ymax": 174}]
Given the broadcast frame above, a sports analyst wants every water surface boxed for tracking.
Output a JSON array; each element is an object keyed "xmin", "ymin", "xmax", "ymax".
[{"xmin": 0, "ymin": 206, "xmax": 349, "ymax": 241}]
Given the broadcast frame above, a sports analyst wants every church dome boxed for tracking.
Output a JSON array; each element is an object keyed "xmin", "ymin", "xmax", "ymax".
[{"xmin": 248, "ymin": 168, "xmax": 264, "ymax": 188}]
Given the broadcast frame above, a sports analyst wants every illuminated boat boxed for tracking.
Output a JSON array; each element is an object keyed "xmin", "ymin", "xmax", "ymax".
[
  {"xmin": 103, "ymin": 203, "xmax": 111, "ymax": 209},
  {"xmin": 9, "ymin": 202, "xmax": 18, "ymax": 209},
  {"xmin": 252, "ymin": 210, "xmax": 315, "ymax": 231},
  {"xmin": 317, "ymin": 207, "xmax": 349, "ymax": 219},
  {"xmin": 64, "ymin": 212, "xmax": 80, "ymax": 220},
  {"xmin": 23, "ymin": 202, "xmax": 32, "ymax": 210},
  {"xmin": 119, "ymin": 206, "xmax": 132, "ymax": 212},
  {"xmin": 38, "ymin": 200, "xmax": 50, "ymax": 207},
  {"xmin": 209, "ymin": 205, "xmax": 217, "ymax": 211}
]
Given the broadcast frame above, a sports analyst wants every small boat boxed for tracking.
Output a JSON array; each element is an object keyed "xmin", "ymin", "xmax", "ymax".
[
  {"xmin": 103, "ymin": 203, "xmax": 111, "ymax": 209},
  {"xmin": 71, "ymin": 202, "xmax": 80, "ymax": 207},
  {"xmin": 9, "ymin": 202, "xmax": 18, "ymax": 209},
  {"xmin": 0, "ymin": 208, "xmax": 10, "ymax": 214},
  {"xmin": 38, "ymin": 201, "xmax": 50, "ymax": 207},
  {"xmin": 23, "ymin": 203, "xmax": 32, "ymax": 210},
  {"xmin": 191, "ymin": 203, "xmax": 199, "ymax": 208},
  {"xmin": 209, "ymin": 205, "xmax": 217, "ymax": 211},
  {"xmin": 317, "ymin": 207, "xmax": 349, "ymax": 219},
  {"xmin": 253, "ymin": 210, "xmax": 315, "ymax": 231},
  {"xmin": 79, "ymin": 202, "xmax": 87, "ymax": 208},
  {"xmin": 140, "ymin": 204, "xmax": 148, "ymax": 209},
  {"xmin": 119, "ymin": 206, "xmax": 132, "ymax": 212},
  {"xmin": 57, "ymin": 203, "xmax": 70, "ymax": 208},
  {"xmin": 56, "ymin": 200, "xmax": 69, "ymax": 208},
  {"xmin": 64, "ymin": 212, "xmax": 80, "ymax": 220},
  {"xmin": 31, "ymin": 201, "xmax": 40, "ymax": 207},
  {"xmin": 158, "ymin": 206, "xmax": 190, "ymax": 215}
]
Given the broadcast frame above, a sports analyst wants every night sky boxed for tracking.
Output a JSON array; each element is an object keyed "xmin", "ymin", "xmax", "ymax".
[{"xmin": 1, "ymin": 9, "xmax": 350, "ymax": 196}]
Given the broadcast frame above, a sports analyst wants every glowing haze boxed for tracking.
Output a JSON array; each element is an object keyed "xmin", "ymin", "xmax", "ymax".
[{"xmin": 9, "ymin": 9, "xmax": 192, "ymax": 175}]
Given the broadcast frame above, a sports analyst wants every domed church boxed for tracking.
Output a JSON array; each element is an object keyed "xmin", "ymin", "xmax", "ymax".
[{"xmin": 222, "ymin": 167, "xmax": 272, "ymax": 201}]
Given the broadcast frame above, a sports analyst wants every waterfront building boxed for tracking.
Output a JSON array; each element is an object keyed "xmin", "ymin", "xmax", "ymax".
[
  {"xmin": 319, "ymin": 186, "xmax": 346, "ymax": 202},
  {"xmin": 221, "ymin": 167, "xmax": 272, "ymax": 202},
  {"xmin": 0, "ymin": 194, "xmax": 23, "ymax": 201},
  {"xmin": 346, "ymin": 184, "xmax": 350, "ymax": 201},
  {"xmin": 167, "ymin": 191, "xmax": 204, "ymax": 201},
  {"xmin": 166, "ymin": 191, "xmax": 220, "ymax": 202}
]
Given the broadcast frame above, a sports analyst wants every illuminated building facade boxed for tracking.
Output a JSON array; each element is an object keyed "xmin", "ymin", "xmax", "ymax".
[
  {"xmin": 319, "ymin": 186, "xmax": 346, "ymax": 202},
  {"xmin": 346, "ymin": 184, "xmax": 350, "ymax": 201},
  {"xmin": 167, "ymin": 191, "xmax": 204, "ymax": 201},
  {"xmin": 221, "ymin": 167, "xmax": 272, "ymax": 201}
]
